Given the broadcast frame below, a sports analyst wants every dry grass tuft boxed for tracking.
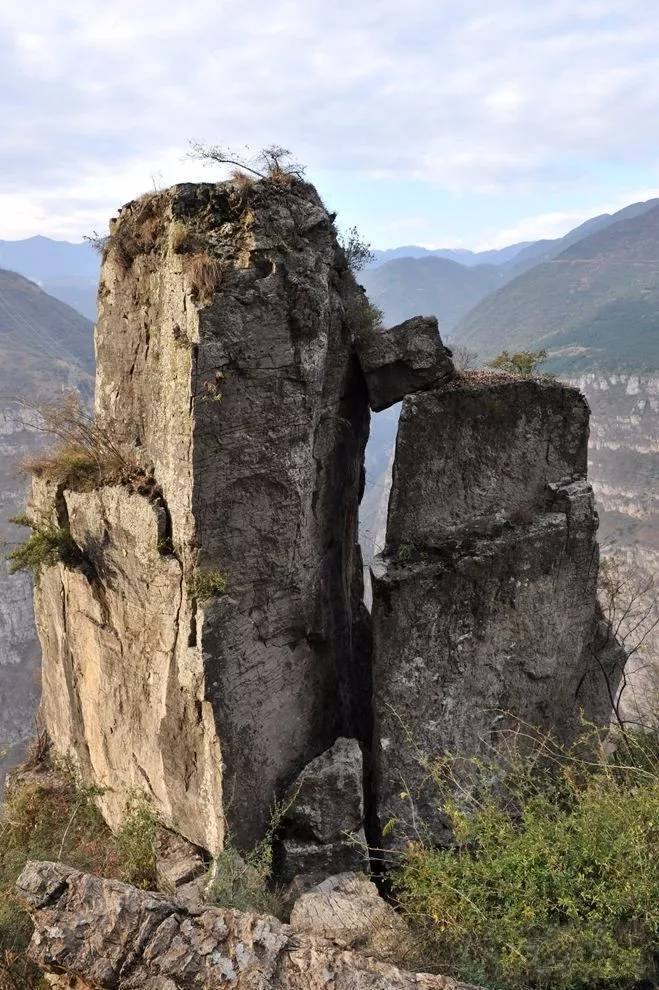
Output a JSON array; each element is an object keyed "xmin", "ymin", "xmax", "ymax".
[
  {"xmin": 106, "ymin": 192, "xmax": 167, "ymax": 273},
  {"xmin": 184, "ymin": 251, "xmax": 225, "ymax": 306},
  {"xmin": 17, "ymin": 392, "xmax": 136, "ymax": 491}
]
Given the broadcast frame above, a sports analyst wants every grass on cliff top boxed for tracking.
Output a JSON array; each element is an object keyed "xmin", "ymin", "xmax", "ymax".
[
  {"xmin": 0, "ymin": 745, "xmax": 156, "ymax": 990},
  {"xmin": 393, "ymin": 724, "xmax": 659, "ymax": 990}
]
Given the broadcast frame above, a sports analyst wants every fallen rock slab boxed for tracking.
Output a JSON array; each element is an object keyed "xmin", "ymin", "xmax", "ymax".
[
  {"xmin": 17, "ymin": 861, "xmax": 482, "ymax": 990},
  {"xmin": 289, "ymin": 871, "xmax": 408, "ymax": 952}
]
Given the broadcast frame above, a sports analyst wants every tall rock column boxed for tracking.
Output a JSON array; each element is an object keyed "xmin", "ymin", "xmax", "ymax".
[
  {"xmin": 371, "ymin": 373, "xmax": 620, "ymax": 847},
  {"xmin": 32, "ymin": 178, "xmax": 371, "ymax": 851}
]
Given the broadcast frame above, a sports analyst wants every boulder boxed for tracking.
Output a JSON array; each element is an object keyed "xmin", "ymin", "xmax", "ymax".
[
  {"xmin": 17, "ymin": 861, "xmax": 483, "ymax": 990},
  {"xmin": 276, "ymin": 738, "xmax": 369, "ymax": 882},
  {"xmin": 355, "ymin": 315, "xmax": 454, "ymax": 412},
  {"xmin": 386, "ymin": 376, "xmax": 590, "ymax": 549},
  {"xmin": 289, "ymin": 872, "xmax": 406, "ymax": 952}
]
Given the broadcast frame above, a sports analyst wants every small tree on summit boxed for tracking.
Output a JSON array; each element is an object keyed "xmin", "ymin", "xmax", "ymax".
[
  {"xmin": 187, "ymin": 142, "xmax": 306, "ymax": 182},
  {"xmin": 487, "ymin": 349, "xmax": 547, "ymax": 376}
]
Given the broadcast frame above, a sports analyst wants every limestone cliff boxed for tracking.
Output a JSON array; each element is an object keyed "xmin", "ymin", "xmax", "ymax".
[
  {"xmin": 27, "ymin": 176, "xmax": 619, "ymax": 873},
  {"xmin": 30, "ymin": 179, "xmax": 380, "ymax": 852},
  {"xmin": 370, "ymin": 374, "xmax": 620, "ymax": 847}
]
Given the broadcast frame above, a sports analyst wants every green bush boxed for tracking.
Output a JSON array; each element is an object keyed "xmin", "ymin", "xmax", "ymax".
[
  {"xmin": 0, "ymin": 762, "xmax": 157, "ymax": 988},
  {"xmin": 207, "ymin": 794, "xmax": 295, "ymax": 919},
  {"xmin": 114, "ymin": 793, "xmax": 156, "ymax": 888},
  {"xmin": 188, "ymin": 568, "xmax": 229, "ymax": 601},
  {"xmin": 394, "ymin": 728, "xmax": 659, "ymax": 989},
  {"xmin": 7, "ymin": 514, "xmax": 81, "ymax": 578},
  {"xmin": 487, "ymin": 349, "xmax": 547, "ymax": 376}
]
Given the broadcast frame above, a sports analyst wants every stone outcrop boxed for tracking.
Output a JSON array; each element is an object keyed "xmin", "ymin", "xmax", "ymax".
[
  {"xmin": 17, "ymin": 861, "xmax": 481, "ymax": 990},
  {"xmin": 29, "ymin": 178, "xmax": 453, "ymax": 856},
  {"xmin": 371, "ymin": 373, "xmax": 619, "ymax": 848},
  {"xmin": 289, "ymin": 872, "xmax": 406, "ymax": 951},
  {"xmin": 354, "ymin": 315, "xmax": 454, "ymax": 412},
  {"xmin": 275, "ymin": 737, "xmax": 368, "ymax": 882},
  {"xmin": 26, "ymin": 174, "xmax": 621, "ymax": 885},
  {"xmin": 30, "ymin": 179, "xmax": 375, "ymax": 851}
]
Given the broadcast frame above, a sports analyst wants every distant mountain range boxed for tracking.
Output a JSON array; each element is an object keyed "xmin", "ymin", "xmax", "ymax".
[
  {"xmin": 0, "ymin": 268, "xmax": 93, "ymax": 789},
  {"xmin": 0, "ymin": 236, "xmax": 99, "ymax": 321},
  {"xmin": 360, "ymin": 256, "xmax": 504, "ymax": 333},
  {"xmin": 369, "ymin": 242, "xmax": 531, "ymax": 268},
  {"xmin": 454, "ymin": 201, "xmax": 659, "ymax": 372},
  {"xmin": 362, "ymin": 198, "xmax": 659, "ymax": 354}
]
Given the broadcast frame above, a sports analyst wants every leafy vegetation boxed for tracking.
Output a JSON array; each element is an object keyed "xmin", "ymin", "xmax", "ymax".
[
  {"xmin": 339, "ymin": 226, "xmax": 373, "ymax": 273},
  {"xmin": 0, "ymin": 752, "xmax": 158, "ymax": 989},
  {"xmin": 207, "ymin": 791, "xmax": 299, "ymax": 919},
  {"xmin": 188, "ymin": 568, "xmax": 229, "ymax": 601},
  {"xmin": 7, "ymin": 514, "xmax": 81, "ymax": 578},
  {"xmin": 487, "ymin": 349, "xmax": 547, "ymax": 376},
  {"xmin": 394, "ymin": 725, "xmax": 659, "ymax": 990},
  {"xmin": 114, "ymin": 794, "xmax": 157, "ymax": 889}
]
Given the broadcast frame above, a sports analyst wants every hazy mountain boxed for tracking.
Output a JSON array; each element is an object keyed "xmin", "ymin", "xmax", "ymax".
[
  {"xmin": 0, "ymin": 236, "xmax": 99, "ymax": 320},
  {"xmin": 360, "ymin": 256, "xmax": 504, "ymax": 333},
  {"xmin": 369, "ymin": 241, "xmax": 531, "ymax": 268},
  {"xmin": 454, "ymin": 202, "xmax": 659, "ymax": 372},
  {"xmin": 0, "ymin": 268, "xmax": 93, "ymax": 790},
  {"xmin": 503, "ymin": 198, "xmax": 659, "ymax": 276}
]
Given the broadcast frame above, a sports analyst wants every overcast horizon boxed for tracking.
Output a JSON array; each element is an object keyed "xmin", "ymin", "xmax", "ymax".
[{"xmin": 3, "ymin": 1, "xmax": 659, "ymax": 250}]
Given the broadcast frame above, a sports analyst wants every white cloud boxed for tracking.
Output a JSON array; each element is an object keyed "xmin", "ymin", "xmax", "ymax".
[
  {"xmin": 476, "ymin": 186, "xmax": 659, "ymax": 249},
  {"xmin": 2, "ymin": 0, "xmax": 659, "ymax": 238}
]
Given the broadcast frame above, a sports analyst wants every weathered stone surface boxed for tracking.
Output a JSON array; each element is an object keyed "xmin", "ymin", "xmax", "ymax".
[
  {"xmin": 156, "ymin": 826, "xmax": 207, "ymax": 891},
  {"xmin": 386, "ymin": 376, "xmax": 590, "ymax": 549},
  {"xmin": 31, "ymin": 479, "xmax": 224, "ymax": 852},
  {"xmin": 355, "ymin": 315, "xmax": 454, "ymax": 412},
  {"xmin": 31, "ymin": 179, "xmax": 373, "ymax": 851},
  {"xmin": 289, "ymin": 872, "xmax": 405, "ymax": 950},
  {"xmin": 371, "ymin": 375, "xmax": 617, "ymax": 848},
  {"xmin": 276, "ymin": 738, "xmax": 369, "ymax": 882},
  {"xmin": 17, "ymin": 861, "xmax": 482, "ymax": 990}
]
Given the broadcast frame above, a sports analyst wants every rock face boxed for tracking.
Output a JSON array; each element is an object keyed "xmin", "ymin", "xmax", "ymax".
[
  {"xmin": 275, "ymin": 737, "xmax": 368, "ymax": 882},
  {"xmin": 27, "ymin": 176, "xmax": 620, "ymax": 881},
  {"xmin": 30, "ymin": 179, "xmax": 378, "ymax": 851},
  {"xmin": 17, "ymin": 861, "xmax": 481, "ymax": 990},
  {"xmin": 371, "ymin": 373, "xmax": 618, "ymax": 847}
]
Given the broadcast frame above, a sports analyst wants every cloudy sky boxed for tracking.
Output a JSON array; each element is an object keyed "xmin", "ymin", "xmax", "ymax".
[{"xmin": 2, "ymin": 0, "xmax": 659, "ymax": 249}]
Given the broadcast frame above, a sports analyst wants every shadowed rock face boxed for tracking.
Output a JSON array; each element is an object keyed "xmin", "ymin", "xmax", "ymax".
[
  {"xmin": 354, "ymin": 315, "xmax": 454, "ymax": 412},
  {"xmin": 31, "ymin": 179, "xmax": 374, "ymax": 851},
  {"xmin": 371, "ymin": 374, "xmax": 618, "ymax": 848}
]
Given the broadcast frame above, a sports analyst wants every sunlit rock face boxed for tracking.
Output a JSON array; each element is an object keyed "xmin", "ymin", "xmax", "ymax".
[{"xmin": 32, "ymin": 178, "xmax": 374, "ymax": 851}]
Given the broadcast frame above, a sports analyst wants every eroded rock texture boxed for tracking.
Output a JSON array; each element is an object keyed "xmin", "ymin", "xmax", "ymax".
[
  {"xmin": 371, "ymin": 374, "xmax": 618, "ymax": 847},
  {"xmin": 17, "ymin": 861, "xmax": 481, "ymax": 990},
  {"xmin": 275, "ymin": 737, "xmax": 368, "ymax": 882},
  {"xmin": 354, "ymin": 315, "xmax": 454, "ymax": 412},
  {"xmin": 31, "ymin": 179, "xmax": 375, "ymax": 851}
]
